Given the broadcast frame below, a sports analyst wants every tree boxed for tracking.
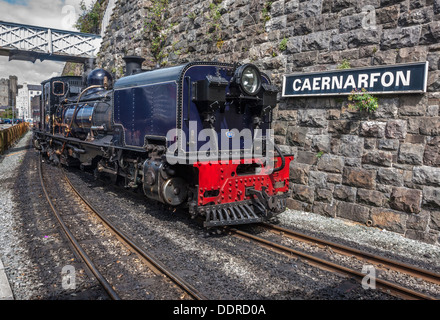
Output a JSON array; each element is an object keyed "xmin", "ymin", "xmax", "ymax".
[{"xmin": 74, "ymin": 0, "xmax": 103, "ymax": 35}]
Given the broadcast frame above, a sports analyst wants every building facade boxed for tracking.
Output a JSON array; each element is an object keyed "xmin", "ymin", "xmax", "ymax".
[
  {"xmin": 16, "ymin": 83, "xmax": 42, "ymax": 120},
  {"xmin": 0, "ymin": 75, "xmax": 18, "ymax": 110}
]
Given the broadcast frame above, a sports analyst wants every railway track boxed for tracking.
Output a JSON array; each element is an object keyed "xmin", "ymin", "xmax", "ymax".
[
  {"xmin": 38, "ymin": 156, "xmax": 206, "ymax": 300},
  {"xmin": 226, "ymin": 224, "xmax": 440, "ymax": 300}
]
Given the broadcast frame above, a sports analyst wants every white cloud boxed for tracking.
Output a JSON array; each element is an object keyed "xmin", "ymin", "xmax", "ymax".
[{"xmin": 0, "ymin": 0, "xmax": 96, "ymax": 85}]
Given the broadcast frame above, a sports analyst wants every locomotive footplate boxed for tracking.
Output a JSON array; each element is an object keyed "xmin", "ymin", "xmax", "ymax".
[{"xmin": 200, "ymin": 194, "xmax": 288, "ymax": 228}]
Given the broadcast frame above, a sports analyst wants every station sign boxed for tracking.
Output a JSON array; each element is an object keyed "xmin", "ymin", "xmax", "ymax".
[{"xmin": 282, "ymin": 62, "xmax": 429, "ymax": 97}]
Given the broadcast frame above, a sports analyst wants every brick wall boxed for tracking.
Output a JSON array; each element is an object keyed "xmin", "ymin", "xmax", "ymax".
[{"xmin": 97, "ymin": 0, "xmax": 440, "ymax": 244}]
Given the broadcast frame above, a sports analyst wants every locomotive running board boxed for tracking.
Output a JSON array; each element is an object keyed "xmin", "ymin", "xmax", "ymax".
[{"xmin": 202, "ymin": 200, "xmax": 263, "ymax": 228}]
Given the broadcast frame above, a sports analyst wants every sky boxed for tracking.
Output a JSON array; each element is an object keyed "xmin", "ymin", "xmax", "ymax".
[{"xmin": 0, "ymin": 0, "xmax": 95, "ymax": 86}]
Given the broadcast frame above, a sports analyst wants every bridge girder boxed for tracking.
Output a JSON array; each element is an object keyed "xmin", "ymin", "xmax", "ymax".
[{"xmin": 0, "ymin": 20, "xmax": 101, "ymax": 63}]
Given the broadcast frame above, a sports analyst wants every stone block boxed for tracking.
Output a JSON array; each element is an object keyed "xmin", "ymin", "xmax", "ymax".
[
  {"xmin": 296, "ymin": 151, "xmax": 318, "ymax": 165},
  {"xmin": 290, "ymin": 162, "xmax": 310, "ymax": 185},
  {"xmin": 298, "ymin": 109, "xmax": 328, "ymax": 128},
  {"xmin": 420, "ymin": 21, "xmax": 440, "ymax": 45},
  {"xmin": 398, "ymin": 7, "xmax": 433, "ymax": 28},
  {"xmin": 370, "ymin": 208, "xmax": 407, "ymax": 233},
  {"xmin": 274, "ymin": 121, "xmax": 288, "ymax": 135},
  {"xmin": 362, "ymin": 150, "xmax": 393, "ymax": 167},
  {"xmin": 348, "ymin": 29, "xmax": 380, "ymax": 49},
  {"xmin": 419, "ymin": 117, "xmax": 440, "ymax": 136},
  {"xmin": 343, "ymin": 167, "xmax": 376, "ymax": 189},
  {"xmin": 424, "ymin": 145, "xmax": 440, "ymax": 166},
  {"xmin": 430, "ymin": 210, "xmax": 440, "ymax": 231},
  {"xmin": 357, "ymin": 189, "xmax": 386, "ymax": 207},
  {"xmin": 315, "ymin": 189, "xmax": 333, "ymax": 203},
  {"xmin": 317, "ymin": 154, "xmax": 344, "ymax": 173},
  {"xmin": 292, "ymin": 184, "xmax": 315, "ymax": 204},
  {"xmin": 336, "ymin": 201, "xmax": 371, "ymax": 224},
  {"xmin": 328, "ymin": 120, "xmax": 359, "ymax": 134},
  {"xmin": 312, "ymin": 135, "xmax": 331, "ymax": 152},
  {"xmin": 398, "ymin": 143, "xmax": 424, "ymax": 165},
  {"xmin": 381, "ymin": 26, "xmax": 421, "ymax": 50},
  {"xmin": 327, "ymin": 109, "xmax": 340, "ymax": 120},
  {"xmin": 339, "ymin": 135, "xmax": 364, "ymax": 158},
  {"xmin": 313, "ymin": 202, "xmax": 336, "ymax": 218},
  {"xmin": 377, "ymin": 168, "xmax": 404, "ymax": 186},
  {"xmin": 309, "ymin": 171, "xmax": 328, "ymax": 189},
  {"xmin": 302, "ymin": 31, "xmax": 332, "ymax": 51},
  {"xmin": 436, "ymin": 0, "xmax": 440, "ymax": 14},
  {"xmin": 360, "ymin": 121, "xmax": 386, "ymax": 138},
  {"xmin": 327, "ymin": 173, "xmax": 342, "ymax": 184},
  {"xmin": 423, "ymin": 187, "xmax": 440, "ymax": 208},
  {"xmin": 333, "ymin": 185, "xmax": 356, "ymax": 202},
  {"xmin": 286, "ymin": 126, "xmax": 308, "ymax": 146},
  {"xmin": 390, "ymin": 187, "xmax": 422, "ymax": 214},
  {"xmin": 372, "ymin": 98, "xmax": 398, "ymax": 119},
  {"xmin": 378, "ymin": 139, "xmax": 399, "ymax": 151},
  {"xmin": 286, "ymin": 198, "xmax": 309, "ymax": 212},
  {"xmin": 406, "ymin": 211, "xmax": 430, "ymax": 231},
  {"xmin": 385, "ymin": 120, "xmax": 407, "ymax": 139},
  {"xmin": 413, "ymin": 166, "xmax": 440, "ymax": 187}
]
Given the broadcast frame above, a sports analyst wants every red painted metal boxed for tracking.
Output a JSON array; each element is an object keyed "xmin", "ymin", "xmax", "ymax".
[{"xmin": 194, "ymin": 156, "xmax": 293, "ymax": 206}]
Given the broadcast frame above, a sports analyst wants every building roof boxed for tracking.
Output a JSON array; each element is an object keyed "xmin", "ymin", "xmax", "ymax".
[{"xmin": 27, "ymin": 84, "xmax": 42, "ymax": 91}]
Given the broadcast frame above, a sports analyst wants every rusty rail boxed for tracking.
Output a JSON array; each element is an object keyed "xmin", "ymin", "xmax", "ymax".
[{"xmin": 0, "ymin": 123, "xmax": 29, "ymax": 154}]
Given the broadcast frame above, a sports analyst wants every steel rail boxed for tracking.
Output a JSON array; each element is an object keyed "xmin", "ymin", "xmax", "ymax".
[
  {"xmin": 260, "ymin": 223, "xmax": 440, "ymax": 287},
  {"xmin": 227, "ymin": 227, "xmax": 437, "ymax": 300},
  {"xmin": 62, "ymin": 169, "xmax": 207, "ymax": 301},
  {"xmin": 38, "ymin": 156, "xmax": 121, "ymax": 300}
]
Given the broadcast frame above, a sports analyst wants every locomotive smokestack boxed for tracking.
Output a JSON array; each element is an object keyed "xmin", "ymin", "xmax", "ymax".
[{"xmin": 123, "ymin": 56, "xmax": 145, "ymax": 76}]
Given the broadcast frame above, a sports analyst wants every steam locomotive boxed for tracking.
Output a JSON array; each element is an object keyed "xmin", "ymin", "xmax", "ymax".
[{"xmin": 33, "ymin": 57, "xmax": 293, "ymax": 227}]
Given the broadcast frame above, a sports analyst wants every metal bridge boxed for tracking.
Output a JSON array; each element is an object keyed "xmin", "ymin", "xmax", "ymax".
[{"xmin": 0, "ymin": 20, "xmax": 101, "ymax": 63}]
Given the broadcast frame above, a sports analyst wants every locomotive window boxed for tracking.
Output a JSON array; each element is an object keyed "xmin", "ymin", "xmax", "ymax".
[{"xmin": 53, "ymin": 81, "xmax": 65, "ymax": 96}]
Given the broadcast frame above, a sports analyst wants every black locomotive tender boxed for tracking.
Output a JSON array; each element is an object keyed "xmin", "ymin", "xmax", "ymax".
[{"xmin": 33, "ymin": 57, "xmax": 293, "ymax": 227}]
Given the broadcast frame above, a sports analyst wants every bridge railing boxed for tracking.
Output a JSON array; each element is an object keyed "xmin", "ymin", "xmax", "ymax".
[
  {"xmin": 0, "ymin": 123, "xmax": 29, "ymax": 155},
  {"xmin": 0, "ymin": 20, "xmax": 101, "ymax": 62}
]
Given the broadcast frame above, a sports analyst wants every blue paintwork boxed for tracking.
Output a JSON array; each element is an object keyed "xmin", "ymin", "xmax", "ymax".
[
  {"xmin": 114, "ymin": 64, "xmax": 187, "ymax": 89},
  {"xmin": 112, "ymin": 63, "xmax": 272, "ymax": 153},
  {"xmin": 114, "ymin": 81, "xmax": 177, "ymax": 147}
]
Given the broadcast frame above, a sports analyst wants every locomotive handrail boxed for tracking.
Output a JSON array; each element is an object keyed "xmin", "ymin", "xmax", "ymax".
[{"xmin": 270, "ymin": 141, "xmax": 286, "ymax": 174}]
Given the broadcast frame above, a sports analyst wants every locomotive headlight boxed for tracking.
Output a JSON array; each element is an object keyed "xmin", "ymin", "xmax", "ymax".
[{"xmin": 235, "ymin": 64, "xmax": 262, "ymax": 96}]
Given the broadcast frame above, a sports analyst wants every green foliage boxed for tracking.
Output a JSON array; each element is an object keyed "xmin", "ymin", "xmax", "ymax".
[
  {"xmin": 337, "ymin": 59, "xmax": 351, "ymax": 70},
  {"xmin": 187, "ymin": 11, "xmax": 196, "ymax": 20},
  {"xmin": 262, "ymin": 1, "xmax": 272, "ymax": 26},
  {"xmin": 207, "ymin": 1, "xmax": 223, "ymax": 49},
  {"xmin": 1, "ymin": 108, "xmax": 13, "ymax": 119},
  {"xmin": 74, "ymin": 0, "xmax": 102, "ymax": 34},
  {"xmin": 348, "ymin": 88, "xmax": 379, "ymax": 113},
  {"xmin": 144, "ymin": 0, "xmax": 174, "ymax": 66},
  {"xmin": 316, "ymin": 151, "xmax": 325, "ymax": 159},
  {"xmin": 279, "ymin": 37, "xmax": 288, "ymax": 51}
]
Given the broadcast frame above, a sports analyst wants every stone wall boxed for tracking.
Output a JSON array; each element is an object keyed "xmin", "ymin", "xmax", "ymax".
[{"xmin": 97, "ymin": 0, "xmax": 440, "ymax": 244}]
